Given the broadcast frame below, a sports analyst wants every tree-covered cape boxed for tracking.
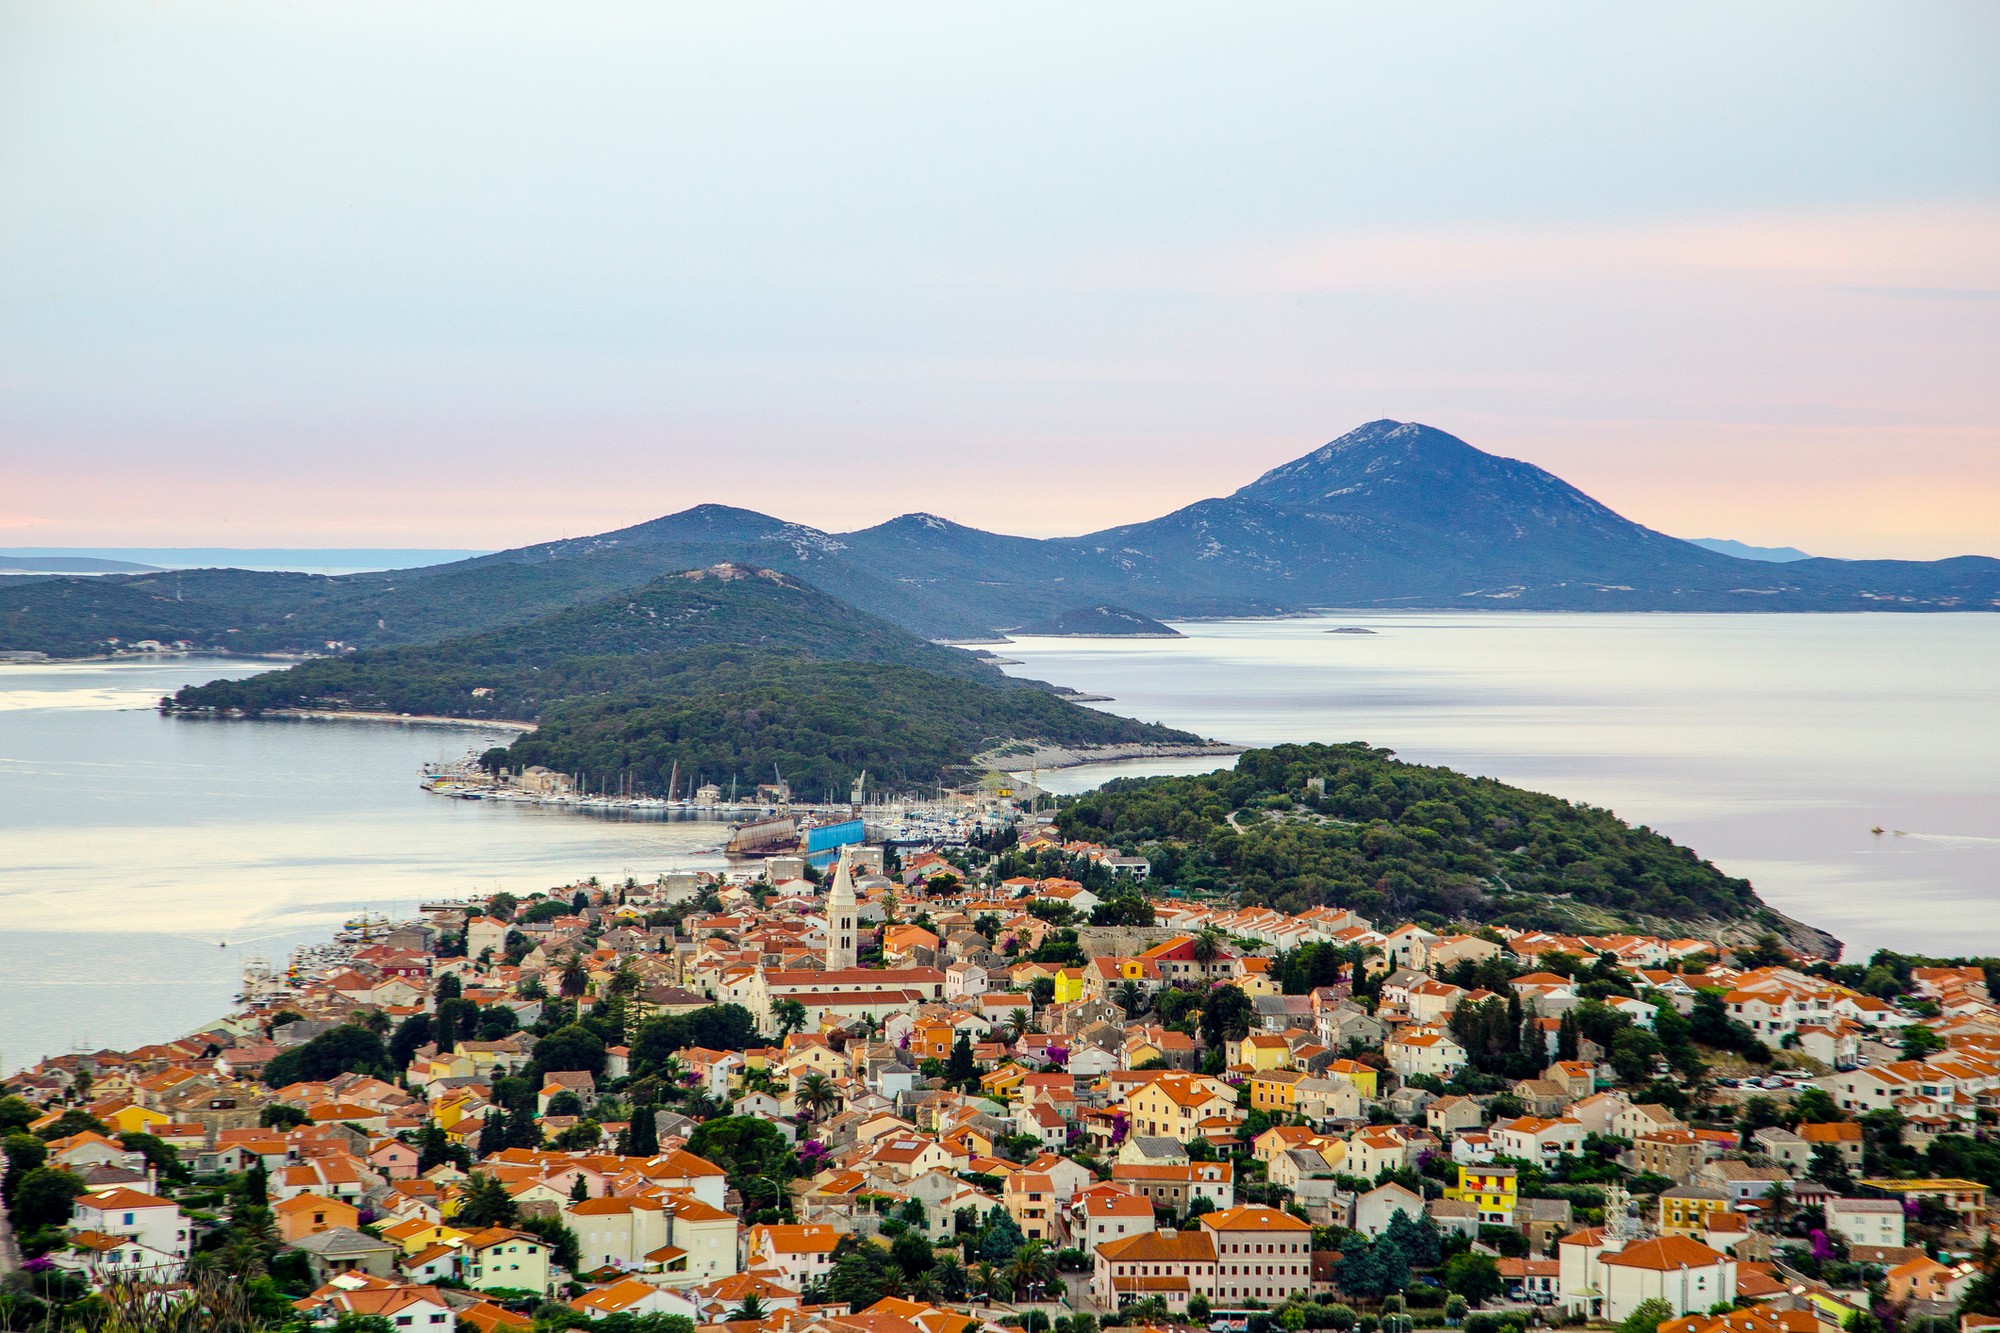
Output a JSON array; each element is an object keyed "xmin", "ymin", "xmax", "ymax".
[{"xmin": 1058, "ymin": 742, "xmax": 1768, "ymax": 931}]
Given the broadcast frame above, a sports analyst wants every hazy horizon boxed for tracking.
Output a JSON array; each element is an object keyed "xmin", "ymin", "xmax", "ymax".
[{"xmin": 4, "ymin": 3, "xmax": 1997, "ymax": 558}]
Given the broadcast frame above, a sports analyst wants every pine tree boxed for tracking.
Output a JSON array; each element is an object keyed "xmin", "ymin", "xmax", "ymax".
[{"xmin": 978, "ymin": 1204, "xmax": 1026, "ymax": 1262}]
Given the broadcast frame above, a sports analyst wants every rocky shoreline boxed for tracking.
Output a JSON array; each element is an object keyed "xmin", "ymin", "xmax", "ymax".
[{"xmin": 973, "ymin": 738, "xmax": 1245, "ymax": 771}]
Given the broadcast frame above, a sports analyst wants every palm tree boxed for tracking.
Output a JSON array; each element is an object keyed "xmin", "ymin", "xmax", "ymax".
[
  {"xmin": 1189, "ymin": 928, "xmax": 1223, "ymax": 968},
  {"xmin": 728, "ymin": 1293, "xmax": 768, "ymax": 1322},
  {"xmin": 1116, "ymin": 980, "xmax": 1146, "ymax": 1017},
  {"xmin": 455, "ymin": 1172, "xmax": 518, "ymax": 1228},
  {"xmin": 934, "ymin": 1255, "xmax": 969, "ymax": 1301},
  {"xmin": 974, "ymin": 1261, "xmax": 1003, "ymax": 1303},
  {"xmin": 224, "ymin": 1207, "xmax": 277, "ymax": 1279},
  {"xmin": 1006, "ymin": 1240, "xmax": 1056, "ymax": 1301},
  {"xmin": 559, "ymin": 951, "xmax": 589, "ymax": 998},
  {"xmin": 1006, "ymin": 1008, "xmax": 1033, "ymax": 1044},
  {"xmin": 1761, "ymin": 1180, "xmax": 1792, "ymax": 1231},
  {"xmin": 797, "ymin": 1072, "xmax": 839, "ymax": 1121}
]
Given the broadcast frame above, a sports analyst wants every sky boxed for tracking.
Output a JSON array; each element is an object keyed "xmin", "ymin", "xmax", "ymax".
[{"xmin": 2, "ymin": 2, "xmax": 1997, "ymax": 558}]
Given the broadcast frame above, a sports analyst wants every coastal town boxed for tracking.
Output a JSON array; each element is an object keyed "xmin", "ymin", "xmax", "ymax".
[{"xmin": 4, "ymin": 819, "xmax": 1999, "ymax": 1333}]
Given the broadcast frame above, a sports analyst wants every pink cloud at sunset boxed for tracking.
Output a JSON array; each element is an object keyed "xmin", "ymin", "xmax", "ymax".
[{"xmin": 2, "ymin": 4, "xmax": 1995, "ymax": 557}]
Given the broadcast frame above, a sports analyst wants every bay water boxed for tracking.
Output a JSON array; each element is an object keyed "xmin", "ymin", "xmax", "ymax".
[
  {"xmin": 3, "ymin": 613, "xmax": 1995, "ymax": 1071},
  {"xmin": 0, "ymin": 658, "xmax": 729, "ymax": 1071},
  {"xmin": 999, "ymin": 612, "xmax": 2000, "ymax": 961}
]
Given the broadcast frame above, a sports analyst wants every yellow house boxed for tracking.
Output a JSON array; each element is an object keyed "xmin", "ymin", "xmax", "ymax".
[
  {"xmin": 432, "ymin": 1096, "xmax": 480, "ymax": 1132},
  {"xmin": 1253, "ymin": 1125, "xmax": 1325, "ymax": 1165},
  {"xmin": 1248, "ymin": 1069, "xmax": 1307, "ymax": 1114},
  {"xmin": 1233, "ymin": 959, "xmax": 1280, "ymax": 998},
  {"xmin": 781, "ymin": 1040, "xmax": 848, "ymax": 1082},
  {"xmin": 1658, "ymin": 1187, "xmax": 1732, "ymax": 1235},
  {"xmin": 98, "ymin": 1103, "xmax": 172, "ymax": 1136},
  {"xmin": 1051, "ymin": 968, "xmax": 1087, "ymax": 1005},
  {"xmin": 980, "ymin": 1065, "xmax": 1026, "ymax": 1102},
  {"xmin": 413, "ymin": 1053, "xmax": 475, "ymax": 1085},
  {"xmin": 1232, "ymin": 1033, "xmax": 1294, "ymax": 1072},
  {"xmin": 1446, "ymin": 1164, "xmax": 1519, "ymax": 1224},
  {"xmin": 378, "ymin": 1218, "xmax": 470, "ymax": 1256},
  {"xmin": 1124, "ymin": 1073, "xmax": 1238, "ymax": 1140},
  {"xmin": 1323, "ymin": 1058, "xmax": 1380, "ymax": 1100},
  {"xmin": 462, "ymin": 1226, "xmax": 554, "ymax": 1296}
]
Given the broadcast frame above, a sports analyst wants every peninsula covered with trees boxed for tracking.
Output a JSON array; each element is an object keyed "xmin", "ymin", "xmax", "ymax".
[
  {"xmin": 166, "ymin": 564, "xmax": 1205, "ymax": 795},
  {"xmin": 1059, "ymin": 742, "xmax": 1835, "ymax": 950}
]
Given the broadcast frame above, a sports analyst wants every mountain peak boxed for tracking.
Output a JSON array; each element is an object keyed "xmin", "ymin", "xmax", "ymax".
[
  {"xmin": 865, "ymin": 512, "xmax": 969, "ymax": 534},
  {"xmin": 1240, "ymin": 420, "xmax": 1489, "ymax": 501}
]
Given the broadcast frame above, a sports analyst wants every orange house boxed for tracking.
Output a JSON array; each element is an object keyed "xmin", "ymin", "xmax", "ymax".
[{"xmin": 276, "ymin": 1192, "xmax": 359, "ymax": 1242}]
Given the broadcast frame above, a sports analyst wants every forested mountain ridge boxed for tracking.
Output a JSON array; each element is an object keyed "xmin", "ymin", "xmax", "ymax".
[
  {"xmin": 1058, "ymin": 742, "xmax": 1840, "ymax": 954},
  {"xmin": 166, "ymin": 563, "xmax": 1016, "ymax": 721},
  {"xmin": 0, "ymin": 523, "xmax": 1002, "ymax": 658},
  {"xmin": 165, "ymin": 564, "xmax": 1205, "ymax": 794},
  {"xmin": 6, "ymin": 419, "xmax": 1995, "ymax": 660},
  {"xmin": 483, "ymin": 651, "xmax": 1200, "ymax": 797}
]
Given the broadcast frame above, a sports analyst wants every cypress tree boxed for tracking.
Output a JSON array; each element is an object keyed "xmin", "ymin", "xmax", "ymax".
[{"xmin": 626, "ymin": 1103, "xmax": 658, "ymax": 1157}]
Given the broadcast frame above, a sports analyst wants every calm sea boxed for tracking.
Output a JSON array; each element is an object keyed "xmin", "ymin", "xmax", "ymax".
[
  {"xmin": 3, "ymin": 614, "xmax": 1995, "ymax": 1071},
  {"xmin": 998, "ymin": 613, "xmax": 2000, "ymax": 964},
  {"xmin": 0, "ymin": 658, "xmax": 730, "ymax": 1071}
]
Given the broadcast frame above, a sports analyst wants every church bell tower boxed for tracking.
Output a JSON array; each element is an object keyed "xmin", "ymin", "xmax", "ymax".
[{"xmin": 826, "ymin": 847, "xmax": 859, "ymax": 971}]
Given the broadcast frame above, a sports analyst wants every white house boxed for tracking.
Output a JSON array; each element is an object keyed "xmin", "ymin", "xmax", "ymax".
[
  {"xmin": 1599, "ymin": 1236, "xmax": 1736, "ymax": 1322},
  {"xmin": 67, "ymin": 1188, "xmax": 191, "ymax": 1279},
  {"xmin": 1824, "ymin": 1198, "xmax": 1906, "ymax": 1250},
  {"xmin": 1354, "ymin": 1182, "xmax": 1426, "ymax": 1238},
  {"xmin": 1385, "ymin": 1028, "xmax": 1467, "ymax": 1081},
  {"xmin": 563, "ymin": 1196, "xmax": 668, "ymax": 1274},
  {"xmin": 1076, "ymin": 1192, "xmax": 1156, "ymax": 1254},
  {"xmin": 1490, "ymin": 1116, "xmax": 1586, "ymax": 1163},
  {"xmin": 745, "ymin": 1223, "xmax": 841, "ymax": 1290}
]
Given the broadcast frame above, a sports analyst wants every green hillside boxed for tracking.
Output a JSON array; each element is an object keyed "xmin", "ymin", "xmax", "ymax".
[
  {"xmin": 490, "ymin": 651, "xmax": 1198, "ymax": 796},
  {"xmin": 0, "ymin": 530, "xmax": 998, "ymax": 660},
  {"xmin": 168, "ymin": 564, "xmax": 1007, "ymax": 721},
  {"xmin": 1059, "ymin": 742, "xmax": 1800, "ymax": 938}
]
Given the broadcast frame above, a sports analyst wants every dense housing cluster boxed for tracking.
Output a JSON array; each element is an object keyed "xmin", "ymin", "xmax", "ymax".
[{"xmin": 4, "ymin": 824, "xmax": 1998, "ymax": 1333}]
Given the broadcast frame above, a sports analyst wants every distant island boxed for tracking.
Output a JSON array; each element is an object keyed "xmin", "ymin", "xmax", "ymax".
[
  {"xmin": 0, "ymin": 555, "xmax": 162, "ymax": 575},
  {"xmin": 1011, "ymin": 605, "xmax": 1183, "ymax": 638},
  {"xmin": 165, "ymin": 563, "xmax": 1208, "ymax": 796},
  {"xmin": 4, "ymin": 420, "xmax": 1995, "ymax": 661},
  {"xmin": 1683, "ymin": 537, "xmax": 1814, "ymax": 563}
]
